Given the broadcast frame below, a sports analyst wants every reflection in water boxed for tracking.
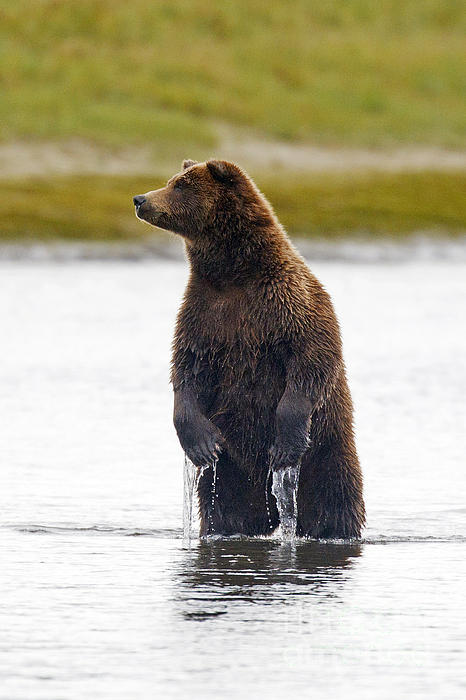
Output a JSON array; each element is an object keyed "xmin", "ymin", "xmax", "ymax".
[{"xmin": 176, "ymin": 539, "xmax": 362, "ymax": 619}]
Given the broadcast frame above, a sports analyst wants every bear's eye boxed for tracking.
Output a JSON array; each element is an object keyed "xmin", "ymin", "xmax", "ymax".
[{"xmin": 174, "ymin": 179, "xmax": 187, "ymax": 190}]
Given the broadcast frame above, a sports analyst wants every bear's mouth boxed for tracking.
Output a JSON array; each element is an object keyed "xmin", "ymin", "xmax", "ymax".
[{"xmin": 134, "ymin": 204, "xmax": 164, "ymax": 226}]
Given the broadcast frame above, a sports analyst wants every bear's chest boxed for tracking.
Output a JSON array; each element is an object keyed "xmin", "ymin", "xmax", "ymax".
[
  {"xmin": 178, "ymin": 288, "xmax": 289, "ymax": 416},
  {"xmin": 178, "ymin": 284, "xmax": 291, "ymax": 400},
  {"xmin": 191, "ymin": 332, "xmax": 288, "ymax": 407},
  {"xmin": 188, "ymin": 289, "xmax": 274, "ymax": 347}
]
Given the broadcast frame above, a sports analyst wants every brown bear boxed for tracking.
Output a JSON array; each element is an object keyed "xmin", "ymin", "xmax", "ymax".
[{"xmin": 133, "ymin": 159, "xmax": 365, "ymax": 539}]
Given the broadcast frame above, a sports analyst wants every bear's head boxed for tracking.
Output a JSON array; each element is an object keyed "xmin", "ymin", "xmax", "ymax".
[{"xmin": 133, "ymin": 159, "xmax": 275, "ymax": 242}]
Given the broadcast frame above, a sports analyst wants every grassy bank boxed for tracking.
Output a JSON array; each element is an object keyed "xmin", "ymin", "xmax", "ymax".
[
  {"xmin": 1, "ymin": 1, "xmax": 465, "ymax": 150},
  {"xmin": 1, "ymin": 171, "xmax": 464, "ymax": 241}
]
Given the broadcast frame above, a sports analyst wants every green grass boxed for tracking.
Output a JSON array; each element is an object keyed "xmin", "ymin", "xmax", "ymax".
[
  {"xmin": 263, "ymin": 171, "xmax": 466, "ymax": 236},
  {"xmin": 0, "ymin": 0, "xmax": 465, "ymax": 149},
  {"xmin": 1, "ymin": 171, "xmax": 464, "ymax": 241}
]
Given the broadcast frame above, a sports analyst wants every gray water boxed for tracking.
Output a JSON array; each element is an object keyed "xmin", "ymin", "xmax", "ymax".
[{"xmin": 1, "ymin": 253, "xmax": 465, "ymax": 699}]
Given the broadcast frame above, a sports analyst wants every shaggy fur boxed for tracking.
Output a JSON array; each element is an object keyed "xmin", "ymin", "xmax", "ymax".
[{"xmin": 134, "ymin": 159, "xmax": 365, "ymax": 538}]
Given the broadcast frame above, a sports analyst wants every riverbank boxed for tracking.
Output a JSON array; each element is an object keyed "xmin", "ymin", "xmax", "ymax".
[{"xmin": 1, "ymin": 170, "xmax": 465, "ymax": 242}]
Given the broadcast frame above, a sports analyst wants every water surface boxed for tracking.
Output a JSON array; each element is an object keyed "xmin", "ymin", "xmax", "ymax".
[{"xmin": 1, "ymin": 254, "xmax": 465, "ymax": 699}]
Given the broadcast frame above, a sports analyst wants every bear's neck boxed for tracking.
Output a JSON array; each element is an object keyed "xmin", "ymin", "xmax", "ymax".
[{"xmin": 185, "ymin": 224, "xmax": 291, "ymax": 288}]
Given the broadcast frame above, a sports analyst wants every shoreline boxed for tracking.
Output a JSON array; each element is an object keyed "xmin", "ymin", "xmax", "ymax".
[{"xmin": 1, "ymin": 234, "xmax": 465, "ymax": 264}]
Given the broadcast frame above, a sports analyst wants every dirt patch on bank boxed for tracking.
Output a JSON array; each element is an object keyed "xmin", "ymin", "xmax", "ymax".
[
  {"xmin": 219, "ymin": 130, "xmax": 466, "ymax": 174},
  {"xmin": 1, "ymin": 129, "xmax": 465, "ymax": 178}
]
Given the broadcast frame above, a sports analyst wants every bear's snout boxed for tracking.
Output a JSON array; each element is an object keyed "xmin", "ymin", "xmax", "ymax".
[{"xmin": 133, "ymin": 195, "xmax": 146, "ymax": 208}]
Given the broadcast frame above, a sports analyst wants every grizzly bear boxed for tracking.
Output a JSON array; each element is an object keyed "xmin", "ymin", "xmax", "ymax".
[{"xmin": 133, "ymin": 159, "xmax": 365, "ymax": 539}]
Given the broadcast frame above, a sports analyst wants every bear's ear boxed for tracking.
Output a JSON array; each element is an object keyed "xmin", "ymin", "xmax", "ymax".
[
  {"xmin": 206, "ymin": 159, "xmax": 240, "ymax": 185},
  {"xmin": 182, "ymin": 159, "xmax": 198, "ymax": 171}
]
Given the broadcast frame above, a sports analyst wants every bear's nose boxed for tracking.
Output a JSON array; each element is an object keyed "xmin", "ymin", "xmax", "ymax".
[{"xmin": 133, "ymin": 195, "xmax": 146, "ymax": 207}]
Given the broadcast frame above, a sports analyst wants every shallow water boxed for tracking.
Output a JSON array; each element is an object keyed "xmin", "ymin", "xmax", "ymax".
[{"xmin": 1, "ymin": 254, "xmax": 465, "ymax": 699}]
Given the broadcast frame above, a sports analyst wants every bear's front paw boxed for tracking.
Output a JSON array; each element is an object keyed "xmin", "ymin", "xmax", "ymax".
[
  {"xmin": 185, "ymin": 437, "xmax": 223, "ymax": 469},
  {"xmin": 176, "ymin": 414, "xmax": 225, "ymax": 468},
  {"xmin": 269, "ymin": 441, "xmax": 307, "ymax": 471}
]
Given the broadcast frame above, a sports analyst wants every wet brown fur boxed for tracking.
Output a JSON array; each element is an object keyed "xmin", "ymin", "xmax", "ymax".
[{"xmin": 134, "ymin": 160, "xmax": 365, "ymax": 539}]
